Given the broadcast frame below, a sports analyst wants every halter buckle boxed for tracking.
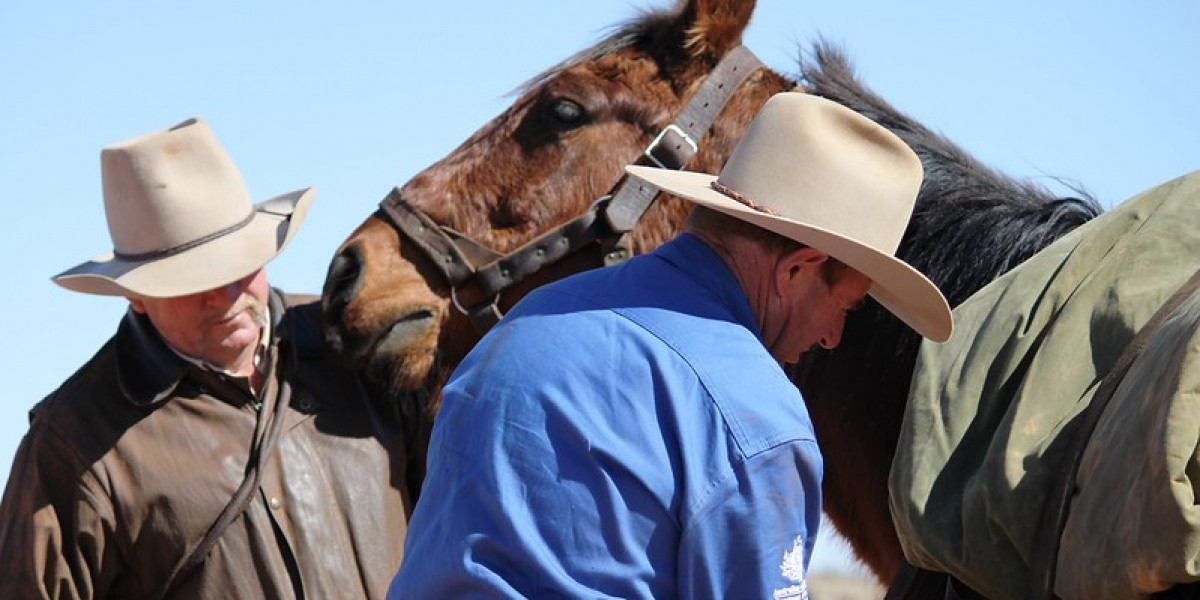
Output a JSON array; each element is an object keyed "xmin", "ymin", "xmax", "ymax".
[{"xmin": 643, "ymin": 124, "xmax": 697, "ymax": 170}]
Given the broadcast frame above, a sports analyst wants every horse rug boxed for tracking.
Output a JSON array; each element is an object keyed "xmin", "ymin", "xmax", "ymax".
[{"xmin": 890, "ymin": 170, "xmax": 1200, "ymax": 600}]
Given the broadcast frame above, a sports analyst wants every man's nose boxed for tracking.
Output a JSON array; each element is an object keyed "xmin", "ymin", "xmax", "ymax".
[
  {"xmin": 819, "ymin": 320, "xmax": 846, "ymax": 350},
  {"xmin": 202, "ymin": 280, "xmax": 244, "ymax": 305}
]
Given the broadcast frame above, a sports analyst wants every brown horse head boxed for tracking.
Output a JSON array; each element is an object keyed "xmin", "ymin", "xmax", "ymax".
[
  {"xmin": 321, "ymin": 0, "xmax": 1103, "ymax": 585},
  {"xmin": 322, "ymin": 0, "xmax": 790, "ymax": 398}
]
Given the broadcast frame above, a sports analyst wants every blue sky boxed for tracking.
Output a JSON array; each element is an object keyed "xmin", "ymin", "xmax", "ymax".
[{"xmin": 2, "ymin": 1, "xmax": 1197, "ymax": 577}]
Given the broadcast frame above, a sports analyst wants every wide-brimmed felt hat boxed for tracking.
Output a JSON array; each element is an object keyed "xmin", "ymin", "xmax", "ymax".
[
  {"xmin": 53, "ymin": 118, "xmax": 314, "ymax": 299},
  {"xmin": 626, "ymin": 92, "xmax": 952, "ymax": 342}
]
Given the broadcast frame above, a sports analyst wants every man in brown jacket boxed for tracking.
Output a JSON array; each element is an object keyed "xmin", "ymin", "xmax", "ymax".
[{"xmin": 0, "ymin": 119, "xmax": 420, "ymax": 599}]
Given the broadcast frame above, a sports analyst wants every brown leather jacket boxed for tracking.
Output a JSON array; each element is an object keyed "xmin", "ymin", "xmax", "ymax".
[{"xmin": 0, "ymin": 291, "xmax": 425, "ymax": 599}]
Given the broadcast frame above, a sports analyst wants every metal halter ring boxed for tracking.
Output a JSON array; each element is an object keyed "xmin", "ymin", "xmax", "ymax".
[{"xmin": 450, "ymin": 286, "xmax": 498, "ymax": 317}]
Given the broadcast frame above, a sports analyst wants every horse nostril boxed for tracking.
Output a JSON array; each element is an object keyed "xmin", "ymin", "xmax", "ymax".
[{"xmin": 323, "ymin": 243, "xmax": 365, "ymax": 315}]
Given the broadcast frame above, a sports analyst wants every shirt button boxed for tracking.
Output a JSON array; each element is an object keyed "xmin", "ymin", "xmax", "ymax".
[{"xmin": 269, "ymin": 497, "xmax": 283, "ymax": 510}]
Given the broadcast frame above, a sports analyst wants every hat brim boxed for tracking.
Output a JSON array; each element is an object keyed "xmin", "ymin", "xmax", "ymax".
[
  {"xmin": 627, "ymin": 165, "xmax": 952, "ymax": 342},
  {"xmin": 53, "ymin": 188, "xmax": 315, "ymax": 299}
]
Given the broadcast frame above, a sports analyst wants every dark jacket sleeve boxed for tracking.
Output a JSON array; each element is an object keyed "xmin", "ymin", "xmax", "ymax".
[{"xmin": 0, "ymin": 418, "xmax": 125, "ymax": 600}]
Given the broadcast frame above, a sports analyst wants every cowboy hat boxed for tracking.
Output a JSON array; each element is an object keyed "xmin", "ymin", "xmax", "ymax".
[
  {"xmin": 626, "ymin": 92, "xmax": 952, "ymax": 342},
  {"xmin": 52, "ymin": 118, "xmax": 314, "ymax": 299}
]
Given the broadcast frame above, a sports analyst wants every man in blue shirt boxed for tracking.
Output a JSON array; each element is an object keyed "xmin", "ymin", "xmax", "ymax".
[{"xmin": 389, "ymin": 93, "xmax": 953, "ymax": 599}]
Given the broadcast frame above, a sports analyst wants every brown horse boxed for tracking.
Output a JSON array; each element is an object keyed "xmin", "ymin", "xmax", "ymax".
[{"xmin": 320, "ymin": 0, "xmax": 1100, "ymax": 583}]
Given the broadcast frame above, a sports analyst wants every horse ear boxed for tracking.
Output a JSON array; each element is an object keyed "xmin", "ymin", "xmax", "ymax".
[{"xmin": 677, "ymin": 0, "xmax": 755, "ymax": 60}]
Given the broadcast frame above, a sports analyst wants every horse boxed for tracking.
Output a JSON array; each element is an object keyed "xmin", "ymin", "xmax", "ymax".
[{"xmin": 319, "ymin": 0, "xmax": 1101, "ymax": 584}]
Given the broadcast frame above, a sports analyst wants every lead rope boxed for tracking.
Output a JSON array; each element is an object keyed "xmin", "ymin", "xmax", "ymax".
[{"xmin": 151, "ymin": 347, "xmax": 292, "ymax": 599}]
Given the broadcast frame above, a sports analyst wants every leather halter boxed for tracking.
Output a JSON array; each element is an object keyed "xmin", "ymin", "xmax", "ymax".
[{"xmin": 378, "ymin": 46, "xmax": 764, "ymax": 333}]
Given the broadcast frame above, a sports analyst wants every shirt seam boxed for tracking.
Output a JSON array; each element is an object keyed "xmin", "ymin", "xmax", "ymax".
[{"xmin": 678, "ymin": 436, "xmax": 822, "ymax": 539}]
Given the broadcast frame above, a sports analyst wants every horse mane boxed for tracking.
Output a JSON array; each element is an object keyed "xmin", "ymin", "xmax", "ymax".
[{"xmin": 799, "ymin": 40, "xmax": 1103, "ymax": 307}]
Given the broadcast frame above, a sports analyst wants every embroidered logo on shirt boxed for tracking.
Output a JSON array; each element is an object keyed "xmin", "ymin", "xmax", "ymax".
[{"xmin": 773, "ymin": 535, "xmax": 809, "ymax": 600}]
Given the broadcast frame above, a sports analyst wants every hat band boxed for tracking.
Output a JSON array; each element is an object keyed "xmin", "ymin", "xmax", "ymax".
[
  {"xmin": 710, "ymin": 180, "xmax": 778, "ymax": 216},
  {"xmin": 113, "ymin": 208, "xmax": 257, "ymax": 262}
]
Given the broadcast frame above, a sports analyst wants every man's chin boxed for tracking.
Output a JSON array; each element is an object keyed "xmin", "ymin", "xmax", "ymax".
[{"xmin": 199, "ymin": 326, "xmax": 263, "ymax": 370}]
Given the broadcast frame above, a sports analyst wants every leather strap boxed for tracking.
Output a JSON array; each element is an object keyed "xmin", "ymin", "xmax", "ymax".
[
  {"xmin": 459, "ymin": 206, "xmax": 605, "ymax": 306},
  {"xmin": 378, "ymin": 189, "xmax": 496, "ymax": 287},
  {"xmin": 1027, "ymin": 266, "xmax": 1200, "ymax": 600},
  {"xmin": 602, "ymin": 45, "xmax": 764, "ymax": 234}
]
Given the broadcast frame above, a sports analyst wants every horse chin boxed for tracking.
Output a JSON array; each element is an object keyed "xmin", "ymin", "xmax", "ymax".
[{"xmin": 360, "ymin": 308, "xmax": 443, "ymax": 393}]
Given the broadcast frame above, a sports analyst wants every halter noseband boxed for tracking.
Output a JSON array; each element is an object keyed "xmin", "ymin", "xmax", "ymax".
[{"xmin": 378, "ymin": 46, "xmax": 764, "ymax": 333}]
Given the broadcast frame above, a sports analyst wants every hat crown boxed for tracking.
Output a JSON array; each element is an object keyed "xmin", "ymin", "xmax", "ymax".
[
  {"xmin": 101, "ymin": 118, "xmax": 254, "ymax": 257},
  {"xmin": 623, "ymin": 92, "xmax": 951, "ymax": 342},
  {"xmin": 53, "ymin": 117, "xmax": 314, "ymax": 299},
  {"xmin": 715, "ymin": 92, "xmax": 922, "ymax": 256}
]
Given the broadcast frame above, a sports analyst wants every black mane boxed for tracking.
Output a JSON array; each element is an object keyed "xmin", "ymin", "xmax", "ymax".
[{"xmin": 800, "ymin": 41, "xmax": 1102, "ymax": 308}]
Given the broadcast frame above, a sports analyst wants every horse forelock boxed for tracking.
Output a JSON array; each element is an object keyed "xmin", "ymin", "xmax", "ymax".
[
  {"xmin": 515, "ymin": 1, "xmax": 757, "ymax": 104},
  {"xmin": 515, "ymin": 10, "xmax": 678, "ymax": 99}
]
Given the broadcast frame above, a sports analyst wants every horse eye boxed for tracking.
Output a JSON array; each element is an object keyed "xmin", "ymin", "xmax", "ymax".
[{"xmin": 546, "ymin": 98, "xmax": 587, "ymax": 127}]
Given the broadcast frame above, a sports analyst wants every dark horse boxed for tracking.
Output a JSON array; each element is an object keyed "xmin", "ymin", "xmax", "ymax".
[{"xmin": 320, "ymin": 0, "xmax": 1101, "ymax": 584}]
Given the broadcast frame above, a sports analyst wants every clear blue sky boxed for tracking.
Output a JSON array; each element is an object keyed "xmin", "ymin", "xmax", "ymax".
[{"xmin": 2, "ymin": 1, "xmax": 1197, "ymax": 578}]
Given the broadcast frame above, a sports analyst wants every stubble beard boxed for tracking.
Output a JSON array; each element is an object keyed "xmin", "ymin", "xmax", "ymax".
[{"xmin": 204, "ymin": 295, "xmax": 270, "ymax": 371}]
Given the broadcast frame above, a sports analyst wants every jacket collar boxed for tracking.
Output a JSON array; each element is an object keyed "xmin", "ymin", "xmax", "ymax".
[{"xmin": 116, "ymin": 289, "xmax": 286, "ymax": 407}]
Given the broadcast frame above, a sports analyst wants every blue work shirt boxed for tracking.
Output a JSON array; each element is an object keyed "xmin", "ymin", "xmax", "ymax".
[{"xmin": 389, "ymin": 233, "xmax": 823, "ymax": 600}]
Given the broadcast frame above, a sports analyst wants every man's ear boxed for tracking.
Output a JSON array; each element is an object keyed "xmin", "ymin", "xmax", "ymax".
[
  {"xmin": 774, "ymin": 246, "xmax": 829, "ymax": 295},
  {"xmin": 128, "ymin": 297, "xmax": 147, "ymax": 314}
]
